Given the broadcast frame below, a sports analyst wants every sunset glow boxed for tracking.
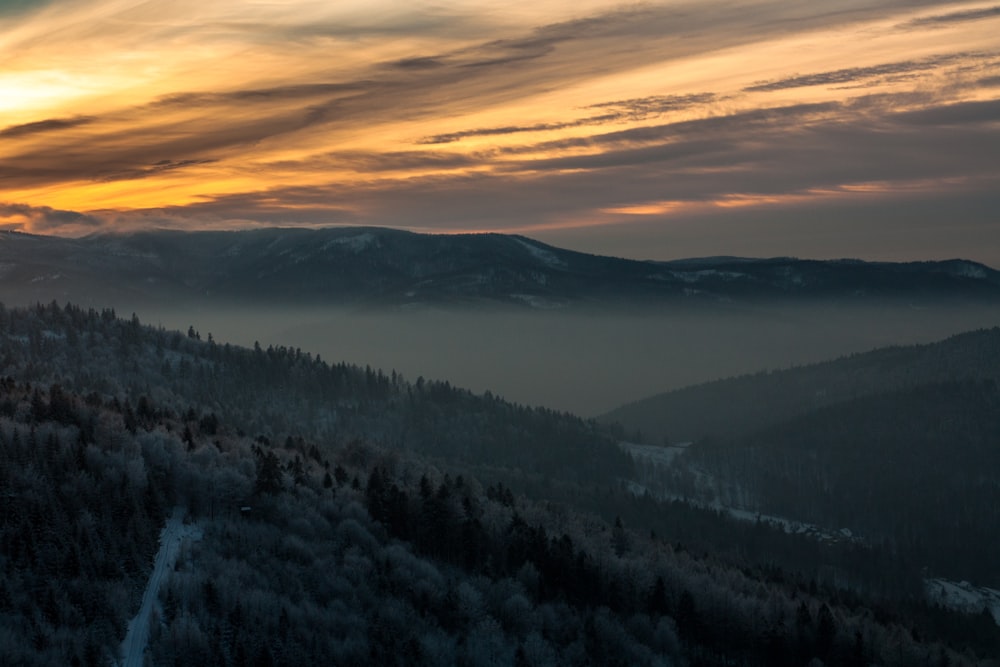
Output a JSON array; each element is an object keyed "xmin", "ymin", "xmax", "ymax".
[{"xmin": 2, "ymin": 0, "xmax": 998, "ymax": 260}]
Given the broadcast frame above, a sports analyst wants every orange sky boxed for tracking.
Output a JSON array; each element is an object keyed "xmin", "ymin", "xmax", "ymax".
[{"xmin": 1, "ymin": 0, "xmax": 999, "ymax": 262}]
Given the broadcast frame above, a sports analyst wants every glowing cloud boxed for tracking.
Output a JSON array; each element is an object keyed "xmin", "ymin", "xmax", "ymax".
[{"xmin": 0, "ymin": 0, "xmax": 998, "ymax": 262}]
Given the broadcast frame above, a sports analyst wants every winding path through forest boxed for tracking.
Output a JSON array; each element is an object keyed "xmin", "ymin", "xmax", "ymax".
[{"xmin": 119, "ymin": 507, "xmax": 202, "ymax": 667}]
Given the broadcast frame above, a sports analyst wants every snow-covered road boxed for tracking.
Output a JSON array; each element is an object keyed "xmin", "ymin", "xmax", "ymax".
[{"xmin": 119, "ymin": 507, "xmax": 202, "ymax": 667}]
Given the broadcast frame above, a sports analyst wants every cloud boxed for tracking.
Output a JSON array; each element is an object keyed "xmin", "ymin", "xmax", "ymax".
[
  {"xmin": 56, "ymin": 84, "xmax": 996, "ymax": 235},
  {"xmin": 390, "ymin": 57, "xmax": 446, "ymax": 70},
  {"xmin": 1, "ymin": 0, "xmax": 998, "ymax": 265},
  {"xmin": 98, "ymin": 159, "xmax": 219, "ymax": 183},
  {"xmin": 148, "ymin": 82, "xmax": 369, "ymax": 108},
  {"xmin": 0, "ymin": 202, "xmax": 105, "ymax": 234},
  {"xmin": 0, "ymin": 116, "xmax": 95, "ymax": 139},
  {"xmin": 496, "ymin": 102, "xmax": 843, "ymax": 156},
  {"xmin": 418, "ymin": 117, "xmax": 617, "ymax": 145},
  {"xmin": 281, "ymin": 150, "xmax": 481, "ymax": 173},
  {"xmin": 899, "ymin": 5, "xmax": 1000, "ymax": 29},
  {"xmin": 586, "ymin": 93, "xmax": 717, "ymax": 117},
  {"xmin": 419, "ymin": 93, "xmax": 715, "ymax": 144},
  {"xmin": 169, "ymin": 92, "xmax": 1000, "ymax": 229},
  {"xmin": 744, "ymin": 53, "xmax": 982, "ymax": 92},
  {"xmin": 893, "ymin": 98, "xmax": 1000, "ymax": 125}
]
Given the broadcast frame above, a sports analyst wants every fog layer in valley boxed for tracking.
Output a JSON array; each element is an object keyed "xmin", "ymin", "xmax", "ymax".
[{"xmin": 133, "ymin": 301, "xmax": 1000, "ymax": 416}]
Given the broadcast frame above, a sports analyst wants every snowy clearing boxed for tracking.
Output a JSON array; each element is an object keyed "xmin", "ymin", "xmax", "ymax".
[
  {"xmin": 925, "ymin": 578, "xmax": 1000, "ymax": 626},
  {"xmin": 619, "ymin": 441, "xmax": 691, "ymax": 467},
  {"xmin": 626, "ymin": 478, "xmax": 861, "ymax": 544},
  {"xmin": 514, "ymin": 238, "xmax": 566, "ymax": 269},
  {"xmin": 322, "ymin": 232, "xmax": 377, "ymax": 253}
]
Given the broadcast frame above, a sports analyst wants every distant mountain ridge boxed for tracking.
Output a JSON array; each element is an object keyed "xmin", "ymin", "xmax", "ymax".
[{"xmin": 2, "ymin": 226, "xmax": 999, "ymax": 308}]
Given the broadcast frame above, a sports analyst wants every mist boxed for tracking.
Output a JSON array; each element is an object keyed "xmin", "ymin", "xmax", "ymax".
[{"xmin": 135, "ymin": 300, "xmax": 1000, "ymax": 416}]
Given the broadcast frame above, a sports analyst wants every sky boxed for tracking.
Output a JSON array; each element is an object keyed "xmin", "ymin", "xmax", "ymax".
[{"xmin": 1, "ymin": 0, "xmax": 999, "ymax": 263}]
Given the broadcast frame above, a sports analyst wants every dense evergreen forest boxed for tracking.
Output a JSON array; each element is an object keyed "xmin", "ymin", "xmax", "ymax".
[
  {"xmin": 1, "ymin": 302, "xmax": 999, "ymax": 665},
  {"xmin": 685, "ymin": 380, "xmax": 1000, "ymax": 587}
]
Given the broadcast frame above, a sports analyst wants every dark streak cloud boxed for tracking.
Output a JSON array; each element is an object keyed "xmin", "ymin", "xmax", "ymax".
[
  {"xmin": 459, "ymin": 47, "xmax": 554, "ymax": 69},
  {"xmin": 98, "ymin": 159, "xmax": 218, "ymax": 183},
  {"xmin": 0, "ymin": 116, "xmax": 95, "ymax": 138},
  {"xmin": 510, "ymin": 139, "xmax": 733, "ymax": 172},
  {"xmin": 744, "ymin": 53, "xmax": 978, "ymax": 92},
  {"xmin": 149, "ymin": 82, "xmax": 369, "ymax": 109},
  {"xmin": 500, "ymin": 102, "xmax": 842, "ymax": 156},
  {"xmin": 295, "ymin": 150, "xmax": 480, "ymax": 173},
  {"xmin": 390, "ymin": 57, "xmax": 446, "ymax": 69},
  {"xmin": 587, "ymin": 93, "xmax": 717, "ymax": 116},
  {"xmin": 900, "ymin": 5, "xmax": 1000, "ymax": 29},
  {"xmin": 418, "ymin": 115, "xmax": 618, "ymax": 145},
  {"xmin": 893, "ymin": 98, "xmax": 1000, "ymax": 125},
  {"xmin": 419, "ymin": 93, "xmax": 716, "ymax": 144}
]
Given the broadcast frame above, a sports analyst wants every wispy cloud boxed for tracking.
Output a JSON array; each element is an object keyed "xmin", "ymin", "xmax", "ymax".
[
  {"xmin": 0, "ymin": 0, "xmax": 997, "ymax": 263},
  {"xmin": 744, "ymin": 53, "xmax": 986, "ymax": 92},
  {"xmin": 0, "ymin": 202, "xmax": 105, "ymax": 234},
  {"xmin": 0, "ymin": 116, "xmax": 95, "ymax": 139},
  {"xmin": 419, "ymin": 93, "xmax": 715, "ymax": 144},
  {"xmin": 899, "ymin": 5, "xmax": 1000, "ymax": 29}
]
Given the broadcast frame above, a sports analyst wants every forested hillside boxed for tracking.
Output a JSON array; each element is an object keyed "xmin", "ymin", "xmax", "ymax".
[
  {"xmin": 603, "ymin": 327, "xmax": 1000, "ymax": 442},
  {"xmin": 609, "ymin": 327, "xmax": 1000, "ymax": 602},
  {"xmin": 0, "ymin": 301, "xmax": 629, "ymax": 486},
  {"xmin": 2, "ymin": 302, "xmax": 1000, "ymax": 665},
  {"xmin": 685, "ymin": 380, "xmax": 1000, "ymax": 587},
  {"xmin": 3, "ymin": 371, "xmax": 997, "ymax": 666}
]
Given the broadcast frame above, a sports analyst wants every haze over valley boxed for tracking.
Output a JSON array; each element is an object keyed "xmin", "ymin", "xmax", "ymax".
[
  {"xmin": 4, "ymin": 227, "xmax": 1000, "ymax": 415},
  {"xmin": 139, "ymin": 286, "xmax": 1000, "ymax": 417}
]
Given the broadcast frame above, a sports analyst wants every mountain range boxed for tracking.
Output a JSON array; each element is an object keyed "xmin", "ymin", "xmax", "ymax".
[{"xmin": 3, "ymin": 227, "xmax": 999, "ymax": 309}]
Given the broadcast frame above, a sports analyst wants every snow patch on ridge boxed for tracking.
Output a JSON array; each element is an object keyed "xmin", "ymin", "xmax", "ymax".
[
  {"xmin": 324, "ymin": 232, "xmax": 377, "ymax": 253},
  {"xmin": 925, "ymin": 578, "xmax": 1000, "ymax": 626},
  {"xmin": 509, "ymin": 293, "xmax": 565, "ymax": 309},
  {"xmin": 514, "ymin": 239, "xmax": 566, "ymax": 269},
  {"xmin": 671, "ymin": 269, "xmax": 748, "ymax": 283},
  {"xmin": 948, "ymin": 261, "xmax": 988, "ymax": 279}
]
